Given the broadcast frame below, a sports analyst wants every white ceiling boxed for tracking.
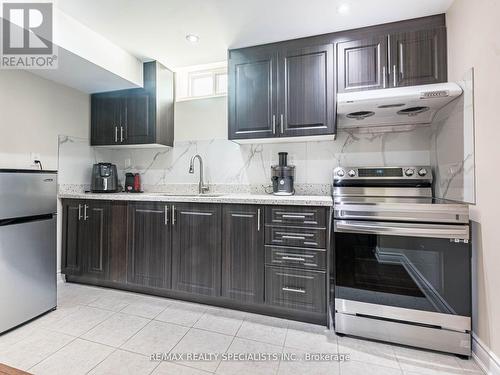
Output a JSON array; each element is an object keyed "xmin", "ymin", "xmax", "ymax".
[{"xmin": 56, "ymin": 0, "xmax": 454, "ymax": 69}]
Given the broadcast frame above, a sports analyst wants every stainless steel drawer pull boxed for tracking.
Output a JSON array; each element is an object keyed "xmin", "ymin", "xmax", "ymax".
[
  {"xmin": 231, "ymin": 214, "xmax": 254, "ymax": 218},
  {"xmin": 282, "ymin": 256, "xmax": 306, "ymax": 262},
  {"xmin": 281, "ymin": 235, "xmax": 306, "ymax": 240},
  {"xmin": 78, "ymin": 204, "xmax": 82, "ymax": 221},
  {"xmin": 257, "ymin": 208, "xmax": 261, "ymax": 231},
  {"xmin": 84, "ymin": 204, "xmax": 89, "ymax": 221},
  {"xmin": 172, "ymin": 205, "xmax": 176, "ymax": 225},
  {"xmin": 282, "ymin": 214, "xmax": 306, "ymax": 219},
  {"xmin": 114, "ymin": 126, "xmax": 118, "ymax": 143},
  {"xmin": 164, "ymin": 206, "xmax": 169, "ymax": 225},
  {"xmin": 282, "ymin": 287, "xmax": 306, "ymax": 294},
  {"xmin": 276, "ymin": 252, "xmax": 314, "ymax": 259},
  {"xmin": 181, "ymin": 211, "xmax": 213, "ymax": 216},
  {"xmin": 304, "ymin": 242, "xmax": 318, "ymax": 246}
]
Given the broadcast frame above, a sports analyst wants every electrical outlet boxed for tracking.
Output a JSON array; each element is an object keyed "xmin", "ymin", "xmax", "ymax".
[
  {"xmin": 124, "ymin": 158, "xmax": 131, "ymax": 168},
  {"xmin": 30, "ymin": 152, "xmax": 41, "ymax": 165}
]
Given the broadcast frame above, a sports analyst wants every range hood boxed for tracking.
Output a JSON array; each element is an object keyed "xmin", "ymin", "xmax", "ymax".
[{"xmin": 336, "ymin": 83, "xmax": 463, "ymax": 129}]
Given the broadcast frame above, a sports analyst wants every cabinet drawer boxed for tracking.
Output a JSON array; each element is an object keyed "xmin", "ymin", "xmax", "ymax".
[
  {"xmin": 265, "ymin": 226, "xmax": 326, "ymax": 249},
  {"xmin": 265, "ymin": 266, "xmax": 326, "ymax": 313},
  {"xmin": 265, "ymin": 246, "xmax": 326, "ymax": 270},
  {"xmin": 265, "ymin": 206, "xmax": 326, "ymax": 227}
]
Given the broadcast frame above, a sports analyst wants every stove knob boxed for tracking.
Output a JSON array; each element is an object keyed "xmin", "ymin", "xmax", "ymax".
[
  {"xmin": 405, "ymin": 168, "xmax": 414, "ymax": 177},
  {"xmin": 418, "ymin": 168, "xmax": 428, "ymax": 176},
  {"xmin": 348, "ymin": 169, "xmax": 356, "ymax": 177},
  {"xmin": 336, "ymin": 169, "xmax": 345, "ymax": 177}
]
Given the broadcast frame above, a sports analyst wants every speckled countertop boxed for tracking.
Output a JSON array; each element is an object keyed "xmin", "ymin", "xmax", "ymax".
[{"xmin": 58, "ymin": 191, "xmax": 333, "ymax": 207}]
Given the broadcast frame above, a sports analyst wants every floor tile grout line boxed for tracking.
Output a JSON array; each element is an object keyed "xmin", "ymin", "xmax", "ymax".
[
  {"xmin": 83, "ymin": 346, "xmax": 118, "ymax": 375},
  {"xmin": 27, "ymin": 335, "xmax": 79, "ymax": 372}
]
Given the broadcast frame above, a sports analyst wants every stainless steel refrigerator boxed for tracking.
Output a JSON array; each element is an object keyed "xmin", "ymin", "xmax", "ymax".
[{"xmin": 0, "ymin": 169, "xmax": 57, "ymax": 333}]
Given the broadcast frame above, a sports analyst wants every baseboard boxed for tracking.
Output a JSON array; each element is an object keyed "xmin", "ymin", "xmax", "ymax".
[{"xmin": 472, "ymin": 333, "xmax": 500, "ymax": 375}]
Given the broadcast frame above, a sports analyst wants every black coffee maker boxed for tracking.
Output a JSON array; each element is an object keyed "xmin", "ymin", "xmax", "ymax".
[{"xmin": 271, "ymin": 152, "xmax": 295, "ymax": 195}]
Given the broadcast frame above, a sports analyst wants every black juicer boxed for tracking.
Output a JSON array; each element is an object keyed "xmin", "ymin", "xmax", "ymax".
[{"xmin": 271, "ymin": 152, "xmax": 295, "ymax": 195}]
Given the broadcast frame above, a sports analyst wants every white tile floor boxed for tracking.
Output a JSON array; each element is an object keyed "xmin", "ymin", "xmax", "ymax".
[{"xmin": 0, "ymin": 282, "xmax": 484, "ymax": 375}]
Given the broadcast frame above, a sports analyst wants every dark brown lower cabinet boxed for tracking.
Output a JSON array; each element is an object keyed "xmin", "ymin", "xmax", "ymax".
[
  {"xmin": 128, "ymin": 202, "xmax": 171, "ymax": 289},
  {"xmin": 61, "ymin": 200, "xmax": 110, "ymax": 280},
  {"xmin": 62, "ymin": 199, "xmax": 328, "ymax": 324},
  {"xmin": 172, "ymin": 203, "xmax": 221, "ymax": 296},
  {"xmin": 265, "ymin": 266, "xmax": 326, "ymax": 313},
  {"xmin": 222, "ymin": 205, "xmax": 264, "ymax": 303}
]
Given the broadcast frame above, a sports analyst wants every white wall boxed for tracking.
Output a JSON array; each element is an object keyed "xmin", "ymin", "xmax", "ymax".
[
  {"xmin": 0, "ymin": 70, "xmax": 90, "ymax": 169},
  {"xmin": 446, "ymin": 0, "xmax": 500, "ymax": 369}
]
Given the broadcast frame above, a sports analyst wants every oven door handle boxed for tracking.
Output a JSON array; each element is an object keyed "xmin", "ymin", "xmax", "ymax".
[{"xmin": 334, "ymin": 220, "xmax": 469, "ymax": 240}]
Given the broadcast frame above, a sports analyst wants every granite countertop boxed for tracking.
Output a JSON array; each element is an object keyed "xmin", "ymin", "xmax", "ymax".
[{"xmin": 58, "ymin": 191, "xmax": 333, "ymax": 207}]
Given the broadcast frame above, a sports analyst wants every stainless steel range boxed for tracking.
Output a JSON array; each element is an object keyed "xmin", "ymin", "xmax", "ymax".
[{"xmin": 331, "ymin": 166, "xmax": 471, "ymax": 356}]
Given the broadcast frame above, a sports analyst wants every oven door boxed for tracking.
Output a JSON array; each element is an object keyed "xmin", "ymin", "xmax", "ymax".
[{"xmin": 334, "ymin": 220, "xmax": 471, "ymax": 319}]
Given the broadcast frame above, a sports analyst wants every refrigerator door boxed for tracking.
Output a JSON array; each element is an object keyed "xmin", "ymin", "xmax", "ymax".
[
  {"xmin": 0, "ymin": 215, "xmax": 57, "ymax": 333},
  {"xmin": 0, "ymin": 170, "xmax": 57, "ymax": 220}
]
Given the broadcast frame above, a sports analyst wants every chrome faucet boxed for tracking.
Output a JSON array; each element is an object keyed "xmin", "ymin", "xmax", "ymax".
[{"xmin": 189, "ymin": 154, "xmax": 209, "ymax": 194}]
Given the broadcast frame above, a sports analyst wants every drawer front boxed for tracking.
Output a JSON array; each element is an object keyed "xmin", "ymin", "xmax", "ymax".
[
  {"xmin": 266, "ymin": 206, "xmax": 327, "ymax": 227},
  {"xmin": 265, "ymin": 246, "xmax": 326, "ymax": 270},
  {"xmin": 265, "ymin": 266, "xmax": 326, "ymax": 313},
  {"xmin": 265, "ymin": 226, "xmax": 326, "ymax": 249}
]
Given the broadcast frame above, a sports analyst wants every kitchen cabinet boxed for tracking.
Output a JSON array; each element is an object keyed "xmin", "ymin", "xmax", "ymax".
[
  {"xmin": 222, "ymin": 205, "xmax": 264, "ymax": 303},
  {"xmin": 62, "ymin": 199, "xmax": 329, "ymax": 324},
  {"xmin": 278, "ymin": 43, "xmax": 335, "ymax": 137},
  {"xmin": 388, "ymin": 27, "xmax": 447, "ymax": 87},
  {"xmin": 172, "ymin": 203, "xmax": 222, "ymax": 296},
  {"xmin": 128, "ymin": 202, "xmax": 171, "ymax": 289},
  {"xmin": 228, "ymin": 48, "xmax": 277, "ymax": 140},
  {"xmin": 91, "ymin": 61, "xmax": 174, "ymax": 147},
  {"xmin": 228, "ymin": 41, "xmax": 335, "ymax": 141},
  {"xmin": 61, "ymin": 200, "xmax": 110, "ymax": 280},
  {"xmin": 337, "ymin": 27, "xmax": 446, "ymax": 92},
  {"xmin": 337, "ymin": 36, "xmax": 389, "ymax": 92}
]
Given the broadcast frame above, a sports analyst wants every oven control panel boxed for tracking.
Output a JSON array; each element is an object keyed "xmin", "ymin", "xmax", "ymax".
[{"xmin": 334, "ymin": 166, "xmax": 432, "ymax": 181}]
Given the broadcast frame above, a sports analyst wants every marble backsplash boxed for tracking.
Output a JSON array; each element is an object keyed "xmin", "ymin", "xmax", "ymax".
[{"xmin": 58, "ymin": 126, "xmax": 432, "ymax": 195}]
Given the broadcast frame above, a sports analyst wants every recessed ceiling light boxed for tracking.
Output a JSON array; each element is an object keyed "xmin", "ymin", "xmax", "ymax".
[
  {"xmin": 186, "ymin": 34, "xmax": 199, "ymax": 43},
  {"xmin": 337, "ymin": 3, "xmax": 350, "ymax": 15}
]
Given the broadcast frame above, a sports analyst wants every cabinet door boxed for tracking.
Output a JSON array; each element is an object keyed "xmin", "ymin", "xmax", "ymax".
[
  {"xmin": 172, "ymin": 203, "xmax": 221, "ymax": 296},
  {"xmin": 61, "ymin": 200, "xmax": 85, "ymax": 276},
  {"xmin": 128, "ymin": 202, "xmax": 171, "ymax": 289},
  {"xmin": 123, "ymin": 92, "xmax": 152, "ymax": 145},
  {"xmin": 278, "ymin": 43, "xmax": 335, "ymax": 137},
  {"xmin": 83, "ymin": 201, "xmax": 110, "ymax": 280},
  {"xmin": 337, "ymin": 36, "xmax": 388, "ymax": 93},
  {"xmin": 228, "ymin": 48, "xmax": 278, "ymax": 140},
  {"xmin": 389, "ymin": 27, "xmax": 447, "ymax": 87},
  {"xmin": 90, "ymin": 93, "xmax": 121, "ymax": 145},
  {"xmin": 222, "ymin": 205, "xmax": 264, "ymax": 303}
]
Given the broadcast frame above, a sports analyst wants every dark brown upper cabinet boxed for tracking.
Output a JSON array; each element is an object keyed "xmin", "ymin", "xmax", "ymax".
[
  {"xmin": 171, "ymin": 203, "xmax": 222, "ymax": 296},
  {"xmin": 389, "ymin": 27, "xmax": 447, "ymax": 87},
  {"xmin": 337, "ymin": 36, "xmax": 389, "ymax": 92},
  {"xmin": 278, "ymin": 43, "xmax": 335, "ymax": 137},
  {"xmin": 91, "ymin": 61, "xmax": 174, "ymax": 147},
  {"xmin": 228, "ymin": 48, "xmax": 278, "ymax": 140},
  {"xmin": 222, "ymin": 205, "xmax": 264, "ymax": 304},
  {"xmin": 127, "ymin": 202, "xmax": 172, "ymax": 289},
  {"xmin": 228, "ymin": 41, "xmax": 335, "ymax": 141},
  {"xmin": 337, "ymin": 26, "xmax": 446, "ymax": 93}
]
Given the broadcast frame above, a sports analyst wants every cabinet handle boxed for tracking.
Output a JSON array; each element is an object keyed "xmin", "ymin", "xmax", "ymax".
[
  {"xmin": 282, "ymin": 235, "xmax": 306, "ymax": 240},
  {"xmin": 280, "ymin": 114, "xmax": 284, "ymax": 134},
  {"xmin": 382, "ymin": 66, "xmax": 387, "ymax": 88},
  {"xmin": 282, "ymin": 256, "xmax": 306, "ymax": 262},
  {"xmin": 84, "ymin": 204, "xmax": 89, "ymax": 221},
  {"xmin": 393, "ymin": 65, "xmax": 397, "ymax": 87},
  {"xmin": 120, "ymin": 126, "xmax": 124, "ymax": 143},
  {"xmin": 172, "ymin": 205, "xmax": 176, "ymax": 226},
  {"xmin": 272, "ymin": 115, "xmax": 276, "ymax": 134},
  {"xmin": 78, "ymin": 204, "xmax": 82, "ymax": 221},
  {"xmin": 282, "ymin": 287, "xmax": 306, "ymax": 294},
  {"xmin": 164, "ymin": 206, "xmax": 169, "ymax": 225},
  {"xmin": 114, "ymin": 126, "xmax": 118, "ymax": 143},
  {"xmin": 282, "ymin": 214, "xmax": 306, "ymax": 219},
  {"xmin": 257, "ymin": 208, "xmax": 261, "ymax": 231}
]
